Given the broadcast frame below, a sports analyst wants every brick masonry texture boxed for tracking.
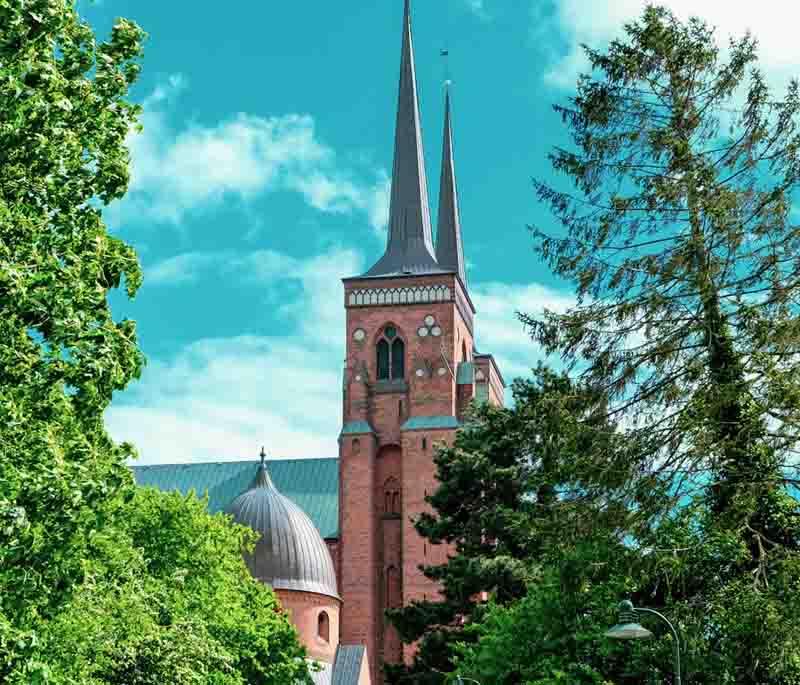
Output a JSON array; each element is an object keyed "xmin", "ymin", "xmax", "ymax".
[
  {"xmin": 337, "ymin": 270, "xmax": 502, "ymax": 683},
  {"xmin": 276, "ymin": 589, "xmax": 341, "ymax": 664}
]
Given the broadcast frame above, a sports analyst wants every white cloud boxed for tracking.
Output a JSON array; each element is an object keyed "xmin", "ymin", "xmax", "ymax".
[
  {"xmin": 146, "ymin": 249, "xmax": 296, "ymax": 286},
  {"xmin": 541, "ymin": 0, "xmax": 800, "ymax": 90},
  {"xmin": 472, "ymin": 281, "xmax": 574, "ymax": 382},
  {"xmin": 117, "ymin": 244, "xmax": 569, "ymax": 463},
  {"xmin": 116, "ymin": 75, "xmax": 390, "ymax": 233},
  {"xmin": 109, "ymin": 247, "xmax": 362, "ymax": 464}
]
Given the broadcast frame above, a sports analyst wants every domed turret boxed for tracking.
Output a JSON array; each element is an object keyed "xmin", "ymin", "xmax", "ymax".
[{"xmin": 228, "ymin": 452, "xmax": 339, "ymax": 600}]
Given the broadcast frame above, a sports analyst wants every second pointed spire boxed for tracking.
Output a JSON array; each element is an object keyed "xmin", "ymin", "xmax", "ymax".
[{"xmin": 436, "ymin": 86, "xmax": 466, "ymax": 285}]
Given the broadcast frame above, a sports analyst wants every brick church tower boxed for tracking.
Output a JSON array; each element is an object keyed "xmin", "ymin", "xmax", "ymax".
[{"xmin": 336, "ymin": 2, "xmax": 504, "ymax": 681}]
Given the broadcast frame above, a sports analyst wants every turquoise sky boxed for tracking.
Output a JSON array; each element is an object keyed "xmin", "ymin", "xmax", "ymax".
[{"xmin": 89, "ymin": 0, "xmax": 797, "ymax": 463}]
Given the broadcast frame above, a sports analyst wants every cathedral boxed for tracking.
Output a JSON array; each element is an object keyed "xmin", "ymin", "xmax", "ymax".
[{"xmin": 132, "ymin": 2, "xmax": 504, "ymax": 683}]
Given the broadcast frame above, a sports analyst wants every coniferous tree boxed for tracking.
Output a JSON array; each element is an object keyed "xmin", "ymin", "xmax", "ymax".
[
  {"xmin": 387, "ymin": 367, "xmax": 623, "ymax": 684},
  {"xmin": 525, "ymin": 5, "xmax": 800, "ymax": 559},
  {"xmin": 517, "ymin": 7, "xmax": 800, "ymax": 683}
]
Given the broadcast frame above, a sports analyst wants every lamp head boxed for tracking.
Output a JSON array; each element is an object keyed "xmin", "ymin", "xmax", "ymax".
[{"xmin": 604, "ymin": 600, "xmax": 653, "ymax": 640}]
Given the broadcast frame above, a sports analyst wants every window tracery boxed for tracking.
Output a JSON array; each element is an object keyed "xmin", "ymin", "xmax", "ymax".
[{"xmin": 377, "ymin": 327, "xmax": 405, "ymax": 381}]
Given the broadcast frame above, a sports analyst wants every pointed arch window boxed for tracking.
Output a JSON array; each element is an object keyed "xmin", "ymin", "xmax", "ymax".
[
  {"xmin": 377, "ymin": 339, "xmax": 390, "ymax": 380},
  {"xmin": 377, "ymin": 327, "xmax": 405, "ymax": 381}
]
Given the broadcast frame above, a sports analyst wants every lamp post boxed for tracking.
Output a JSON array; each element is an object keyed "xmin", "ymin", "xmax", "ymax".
[{"xmin": 604, "ymin": 600, "xmax": 682, "ymax": 685}]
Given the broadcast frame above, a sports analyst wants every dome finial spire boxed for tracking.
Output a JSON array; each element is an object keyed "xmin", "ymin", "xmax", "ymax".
[{"xmin": 255, "ymin": 448, "xmax": 274, "ymax": 489}]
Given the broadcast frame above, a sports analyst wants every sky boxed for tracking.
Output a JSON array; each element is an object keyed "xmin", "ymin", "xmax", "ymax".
[{"xmin": 85, "ymin": 0, "xmax": 800, "ymax": 465}]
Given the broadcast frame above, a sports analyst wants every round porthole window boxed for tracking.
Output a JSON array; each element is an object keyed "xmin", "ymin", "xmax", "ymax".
[
  {"xmin": 424, "ymin": 315, "xmax": 436, "ymax": 327},
  {"xmin": 431, "ymin": 326, "xmax": 442, "ymax": 337},
  {"xmin": 353, "ymin": 328, "xmax": 366, "ymax": 342},
  {"xmin": 418, "ymin": 327, "xmax": 429, "ymax": 337}
]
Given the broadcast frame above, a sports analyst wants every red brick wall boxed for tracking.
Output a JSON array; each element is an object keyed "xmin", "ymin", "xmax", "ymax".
[
  {"xmin": 275, "ymin": 589, "xmax": 341, "ymax": 664},
  {"xmin": 376, "ymin": 445, "xmax": 403, "ymax": 666},
  {"xmin": 400, "ymin": 428, "xmax": 456, "ymax": 664},
  {"xmin": 339, "ymin": 273, "xmax": 477, "ymax": 682},
  {"xmin": 339, "ymin": 433, "xmax": 379, "ymax": 678},
  {"xmin": 326, "ymin": 539, "xmax": 340, "ymax": 588}
]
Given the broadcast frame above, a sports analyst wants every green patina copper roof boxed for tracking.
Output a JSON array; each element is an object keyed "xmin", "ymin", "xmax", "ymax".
[
  {"xmin": 340, "ymin": 420, "xmax": 375, "ymax": 436},
  {"xmin": 401, "ymin": 415, "xmax": 460, "ymax": 431},
  {"xmin": 456, "ymin": 361, "xmax": 474, "ymax": 385},
  {"xmin": 132, "ymin": 458, "xmax": 339, "ymax": 539}
]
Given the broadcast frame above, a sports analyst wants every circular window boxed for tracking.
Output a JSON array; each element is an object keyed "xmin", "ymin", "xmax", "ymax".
[
  {"xmin": 418, "ymin": 327, "xmax": 429, "ymax": 337},
  {"xmin": 416, "ymin": 368, "xmax": 425, "ymax": 377},
  {"xmin": 437, "ymin": 367, "xmax": 447, "ymax": 376},
  {"xmin": 431, "ymin": 326, "xmax": 442, "ymax": 337},
  {"xmin": 353, "ymin": 328, "xmax": 366, "ymax": 341},
  {"xmin": 424, "ymin": 315, "xmax": 436, "ymax": 327}
]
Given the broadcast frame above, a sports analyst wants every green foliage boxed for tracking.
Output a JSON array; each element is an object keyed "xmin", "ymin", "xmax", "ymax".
[
  {"xmin": 387, "ymin": 367, "xmax": 623, "ymax": 683},
  {"xmin": 451, "ymin": 545, "xmax": 630, "ymax": 685},
  {"xmin": 393, "ymin": 10, "xmax": 800, "ymax": 681},
  {"xmin": 519, "ymin": 7, "xmax": 800, "ymax": 681},
  {"xmin": 13, "ymin": 489, "xmax": 312, "ymax": 685},
  {"xmin": 0, "ymin": 4, "xmax": 312, "ymax": 682},
  {"xmin": 0, "ymin": 0, "xmax": 148, "ymax": 672},
  {"xmin": 526, "ymin": 4, "xmax": 800, "ymax": 530}
]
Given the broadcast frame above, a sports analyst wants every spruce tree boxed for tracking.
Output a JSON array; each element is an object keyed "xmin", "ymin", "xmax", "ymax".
[
  {"xmin": 387, "ymin": 367, "xmax": 621, "ymax": 684},
  {"xmin": 526, "ymin": 5, "xmax": 800, "ymax": 551}
]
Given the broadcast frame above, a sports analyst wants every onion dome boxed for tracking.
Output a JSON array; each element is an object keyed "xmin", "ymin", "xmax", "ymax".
[{"xmin": 228, "ymin": 450, "xmax": 339, "ymax": 600}]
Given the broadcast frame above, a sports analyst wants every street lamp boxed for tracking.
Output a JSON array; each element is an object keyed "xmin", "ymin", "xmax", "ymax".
[{"xmin": 604, "ymin": 600, "xmax": 682, "ymax": 685}]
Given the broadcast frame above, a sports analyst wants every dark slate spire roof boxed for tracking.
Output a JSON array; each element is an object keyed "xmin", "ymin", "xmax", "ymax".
[
  {"xmin": 363, "ymin": 0, "xmax": 442, "ymax": 278},
  {"xmin": 227, "ymin": 456, "xmax": 339, "ymax": 599},
  {"xmin": 436, "ymin": 86, "xmax": 467, "ymax": 285}
]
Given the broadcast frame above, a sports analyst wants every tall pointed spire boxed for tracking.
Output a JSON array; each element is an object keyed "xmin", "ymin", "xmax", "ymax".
[
  {"xmin": 436, "ymin": 85, "xmax": 466, "ymax": 285},
  {"xmin": 364, "ymin": 0, "xmax": 440, "ymax": 277}
]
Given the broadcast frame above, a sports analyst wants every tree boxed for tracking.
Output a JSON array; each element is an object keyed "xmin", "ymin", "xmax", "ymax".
[
  {"xmin": 519, "ymin": 6, "xmax": 800, "ymax": 682},
  {"xmin": 526, "ymin": 3, "xmax": 800, "ymax": 578},
  {"xmin": 387, "ymin": 367, "xmax": 624, "ymax": 684},
  {"xmin": 0, "ymin": 5, "xmax": 312, "ymax": 682},
  {"xmin": 0, "ymin": 0, "xmax": 147, "ymax": 673},
  {"xmin": 13, "ymin": 488, "xmax": 312, "ymax": 685}
]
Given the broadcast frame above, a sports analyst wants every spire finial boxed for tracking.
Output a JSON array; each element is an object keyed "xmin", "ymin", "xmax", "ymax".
[
  {"xmin": 362, "ymin": 0, "xmax": 438, "ymax": 278},
  {"xmin": 255, "ymin": 448, "xmax": 275, "ymax": 489},
  {"xmin": 436, "ymin": 84, "xmax": 467, "ymax": 285}
]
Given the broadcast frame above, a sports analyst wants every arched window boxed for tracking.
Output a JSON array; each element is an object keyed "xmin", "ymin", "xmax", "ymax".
[
  {"xmin": 384, "ymin": 478, "xmax": 401, "ymax": 515},
  {"xmin": 377, "ymin": 339, "xmax": 390, "ymax": 380},
  {"xmin": 377, "ymin": 326, "xmax": 405, "ymax": 381},
  {"xmin": 391, "ymin": 339, "xmax": 405, "ymax": 379},
  {"xmin": 318, "ymin": 611, "xmax": 330, "ymax": 642}
]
